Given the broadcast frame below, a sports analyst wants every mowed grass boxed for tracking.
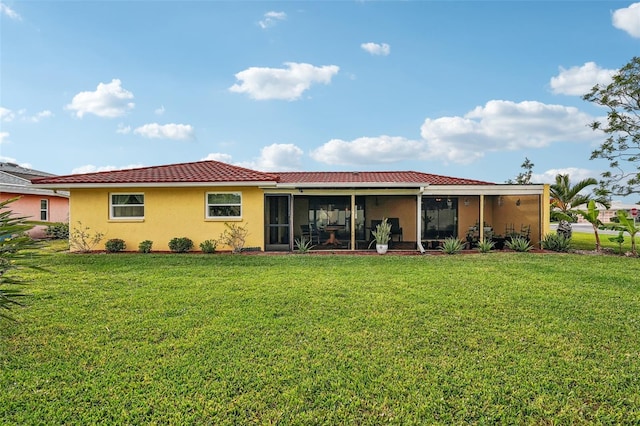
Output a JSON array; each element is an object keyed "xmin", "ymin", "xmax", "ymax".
[{"xmin": 2, "ymin": 247, "xmax": 640, "ymax": 424}]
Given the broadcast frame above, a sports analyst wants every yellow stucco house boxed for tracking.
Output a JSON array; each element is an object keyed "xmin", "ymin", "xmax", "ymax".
[{"xmin": 32, "ymin": 160, "xmax": 550, "ymax": 252}]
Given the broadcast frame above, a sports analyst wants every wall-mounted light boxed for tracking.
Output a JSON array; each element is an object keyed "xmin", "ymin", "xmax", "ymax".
[
  {"xmin": 516, "ymin": 199, "xmax": 521, "ymax": 206},
  {"xmin": 446, "ymin": 198, "xmax": 452, "ymax": 208},
  {"xmin": 498, "ymin": 196, "xmax": 504, "ymax": 207},
  {"xmin": 464, "ymin": 197, "xmax": 470, "ymax": 206}
]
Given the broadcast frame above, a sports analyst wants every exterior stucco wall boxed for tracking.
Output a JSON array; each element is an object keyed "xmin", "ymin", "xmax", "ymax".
[
  {"xmin": 1, "ymin": 192, "xmax": 69, "ymax": 238},
  {"xmin": 69, "ymin": 186, "xmax": 265, "ymax": 252}
]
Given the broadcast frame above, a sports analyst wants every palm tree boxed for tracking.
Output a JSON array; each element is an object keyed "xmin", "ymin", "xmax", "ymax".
[{"xmin": 549, "ymin": 174, "xmax": 611, "ymax": 223}]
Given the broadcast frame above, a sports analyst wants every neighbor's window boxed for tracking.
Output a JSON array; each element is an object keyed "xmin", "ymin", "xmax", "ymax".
[
  {"xmin": 110, "ymin": 193, "xmax": 144, "ymax": 219},
  {"xmin": 207, "ymin": 192, "xmax": 241, "ymax": 218},
  {"xmin": 40, "ymin": 199, "xmax": 49, "ymax": 221}
]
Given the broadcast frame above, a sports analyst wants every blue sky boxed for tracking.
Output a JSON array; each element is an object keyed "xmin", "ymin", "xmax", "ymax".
[{"xmin": 1, "ymin": 1, "xmax": 639, "ymax": 197}]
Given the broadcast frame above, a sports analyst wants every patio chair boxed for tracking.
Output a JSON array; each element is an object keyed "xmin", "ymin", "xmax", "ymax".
[
  {"xmin": 300, "ymin": 224, "xmax": 320, "ymax": 244},
  {"xmin": 388, "ymin": 217, "xmax": 403, "ymax": 242}
]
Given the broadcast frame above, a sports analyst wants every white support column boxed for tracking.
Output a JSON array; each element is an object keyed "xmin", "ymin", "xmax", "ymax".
[
  {"xmin": 351, "ymin": 194, "xmax": 356, "ymax": 250},
  {"xmin": 417, "ymin": 191, "xmax": 426, "ymax": 253},
  {"xmin": 479, "ymin": 194, "xmax": 485, "ymax": 242}
]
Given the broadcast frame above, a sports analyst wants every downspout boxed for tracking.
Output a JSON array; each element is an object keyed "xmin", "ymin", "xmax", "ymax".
[{"xmin": 417, "ymin": 186, "xmax": 427, "ymax": 253}]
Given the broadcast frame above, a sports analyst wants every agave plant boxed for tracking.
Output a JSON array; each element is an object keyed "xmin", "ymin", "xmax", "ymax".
[
  {"xmin": 440, "ymin": 237, "xmax": 464, "ymax": 255},
  {"xmin": 505, "ymin": 236, "xmax": 533, "ymax": 252}
]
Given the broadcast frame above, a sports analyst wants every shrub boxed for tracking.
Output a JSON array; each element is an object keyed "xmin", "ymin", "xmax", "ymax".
[
  {"xmin": 505, "ymin": 236, "xmax": 533, "ymax": 252},
  {"xmin": 69, "ymin": 222, "xmax": 104, "ymax": 253},
  {"xmin": 138, "ymin": 240, "xmax": 153, "ymax": 253},
  {"xmin": 440, "ymin": 237, "xmax": 464, "ymax": 255},
  {"xmin": 169, "ymin": 237, "xmax": 193, "ymax": 253},
  {"xmin": 199, "ymin": 239, "xmax": 217, "ymax": 253},
  {"xmin": 105, "ymin": 238, "xmax": 126, "ymax": 253},
  {"xmin": 44, "ymin": 222, "xmax": 69, "ymax": 239},
  {"xmin": 477, "ymin": 238, "xmax": 495, "ymax": 253},
  {"xmin": 219, "ymin": 222, "xmax": 249, "ymax": 253},
  {"xmin": 608, "ymin": 231, "xmax": 625, "ymax": 254},
  {"xmin": 294, "ymin": 237, "xmax": 314, "ymax": 254},
  {"xmin": 540, "ymin": 233, "xmax": 572, "ymax": 252}
]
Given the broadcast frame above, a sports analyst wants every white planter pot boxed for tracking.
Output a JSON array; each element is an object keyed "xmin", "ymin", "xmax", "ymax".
[{"xmin": 376, "ymin": 244, "xmax": 388, "ymax": 255}]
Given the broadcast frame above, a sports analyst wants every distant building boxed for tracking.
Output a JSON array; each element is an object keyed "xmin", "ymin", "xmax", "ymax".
[
  {"xmin": 0, "ymin": 162, "xmax": 69, "ymax": 238},
  {"xmin": 575, "ymin": 200, "xmax": 640, "ymax": 223}
]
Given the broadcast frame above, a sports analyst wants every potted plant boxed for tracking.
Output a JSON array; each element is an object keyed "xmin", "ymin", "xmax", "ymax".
[{"xmin": 369, "ymin": 218, "xmax": 392, "ymax": 254}]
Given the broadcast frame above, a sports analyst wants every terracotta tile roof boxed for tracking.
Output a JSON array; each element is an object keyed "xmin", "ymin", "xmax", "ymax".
[
  {"xmin": 31, "ymin": 160, "xmax": 493, "ymax": 187},
  {"xmin": 31, "ymin": 161, "xmax": 280, "ymax": 185},
  {"xmin": 276, "ymin": 171, "xmax": 493, "ymax": 185}
]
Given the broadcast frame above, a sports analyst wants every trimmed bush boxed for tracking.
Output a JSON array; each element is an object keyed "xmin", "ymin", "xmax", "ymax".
[
  {"xmin": 105, "ymin": 238, "xmax": 126, "ymax": 253},
  {"xmin": 138, "ymin": 240, "xmax": 153, "ymax": 253},
  {"xmin": 199, "ymin": 239, "xmax": 217, "ymax": 253},
  {"xmin": 169, "ymin": 237, "xmax": 193, "ymax": 253},
  {"xmin": 44, "ymin": 222, "xmax": 69, "ymax": 240}
]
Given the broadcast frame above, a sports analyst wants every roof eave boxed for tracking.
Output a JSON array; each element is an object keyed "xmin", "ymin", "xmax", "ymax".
[{"xmin": 31, "ymin": 180, "xmax": 280, "ymax": 190}]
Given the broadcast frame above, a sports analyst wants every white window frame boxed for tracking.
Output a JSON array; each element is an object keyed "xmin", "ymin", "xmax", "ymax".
[
  {"xmin": 206, "ymin": 192, "xmax": 242, "ymax": 219},
  {"xmin": 110, "ymin": 193, "xmax": 145, "ymax": 220},
  {"xmin": 40, "ymin": 199, "xmax": 49, "ymax": 221}
]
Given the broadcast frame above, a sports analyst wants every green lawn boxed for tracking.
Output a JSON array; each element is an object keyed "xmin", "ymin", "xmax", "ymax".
[{"xmin": 1, "ymin": 245, "xmax": 640, "ymax": 424}]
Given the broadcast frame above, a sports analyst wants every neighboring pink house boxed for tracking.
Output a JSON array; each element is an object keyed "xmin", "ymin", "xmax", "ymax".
[{"xmin": 0, "ymin": 162, "xmax": 69, "ymax": 238}]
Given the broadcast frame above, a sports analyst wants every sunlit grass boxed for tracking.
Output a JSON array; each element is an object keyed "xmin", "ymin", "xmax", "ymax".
[{"xmin": 1, "ymin": 246, "xmax": 639, "ymax": 424}]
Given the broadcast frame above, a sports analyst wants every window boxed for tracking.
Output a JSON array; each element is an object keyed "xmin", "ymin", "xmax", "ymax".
[
  {"xmin": 40, "ymin": 199, "xmax": 49, "ymax": 221},
  {"xmin": 207, "ymin": 192, "xmax": 241, "ymax": 218},
  {"xmin": 110, "ymin": 193, "xmax": 144, "ymax": 219}
]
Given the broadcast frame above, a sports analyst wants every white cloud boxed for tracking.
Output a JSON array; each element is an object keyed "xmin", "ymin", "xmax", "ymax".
[
  {"xmin": 532, "ymin": 167, "xmax": 600, "ymax": 184},
  {"xmin": 314, "ymin": 100, "xmax": 602, "ymax": 167},
  {"xmin": 229, "ymin": 62, "xmax": 340, "ymax": 101},
  {"xmin": 71, "ymin": 163, "xmax": 144, "ymax": 174},
  {"xmin": 311, "ymin": 136, "xmax": 424, "ymax": 166},
  {"xmin": 259, "ymin": 11, "xmax": 286, "ymax": 29},
  {"xmin": 0, "ymin": 2, "xmax": 21, "ymax": 20},
  {"xmin": 155, "ymin": 105, "xmax": 165, "ymax": 115},
  {"xmin": 116, "ymin": 124, "xmax": 131, "ymax": 134},
  {"xmin": 27, "ymin": 110, "xmax": 53, "ymax": 123},
  {"xmin": 421, "ymin": 100, "xmax": 598, "ymax": 164},
  {"xmin": 201, "ymin": 153, "xmax": 234, "ymax": 163},
  {"xmin": 550, "ymin": 62, "xmax": 617, "ymax": 96},
  {"xmin": 361, "ymin": 42, "xmax": 391, "ymax": 56},
  {"xmin": 0, "ymin": 107, "xmax": 15, "ymax": 122},
  {"xmin": 420, "ymin": 100, "xmax": 599, "ymax": 164},
  {"xmin": 133, "ymin": 123, "xmax": 195, "ymax": 140},
  {"xmin": 65, "ymin": 79, "xmax": 135, "ymax": 118},
  {"xmin": 237, "ymin": 143, "xmax": 304, "ymax": 171},
  {"xmin": 1, "ymin": 107, "xmax": 53, "ymax": 122},
  {"xmin": 613, "ymin": 2, "xmax": 640, "ymax": 38},
  {"xmin": 0, "ymin": 132, "xmax": 10, "ymax": 144}
]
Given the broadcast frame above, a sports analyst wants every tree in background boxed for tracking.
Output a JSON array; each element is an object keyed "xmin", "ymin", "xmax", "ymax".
[
  {"xmin": 1, "ymin": 198, "xmax": 41, "ymax": 321},
  {"xmin": 506, "ymin": 157, "xmax": 535, "ymax": 184},
  {"xmin": 583, "ymin": 57, "xmax": 640, "ymax": 200},
  {"xmin": 549, "ymin": 174, "xmax": 611, "ymax": 223}
]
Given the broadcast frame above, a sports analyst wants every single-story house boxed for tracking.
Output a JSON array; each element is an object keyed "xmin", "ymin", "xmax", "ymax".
[
  {"xmin": 31, "ymin": 160, "xmax": 550, "ymax": 252},
  {"xmin": 1, "ymin": 162, "xmax": 69, "ymax": 239},
  {"xmin": 575, "ymin": 200, "xmax": 639, "ymax": 224}
]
